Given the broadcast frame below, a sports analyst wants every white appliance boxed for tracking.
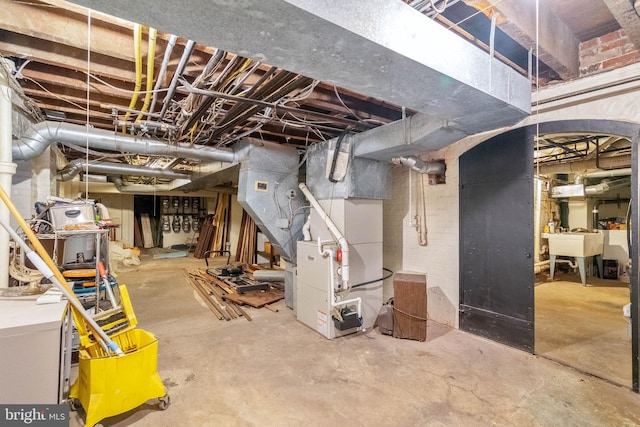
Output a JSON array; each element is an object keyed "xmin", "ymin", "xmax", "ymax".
[
  {"xmin": 296, "ymin": 198, "xmax": 383, "ymax": 339},
  {"xmin": 0, "ymin": 299, "xmax": 71, "ymax": 403}
]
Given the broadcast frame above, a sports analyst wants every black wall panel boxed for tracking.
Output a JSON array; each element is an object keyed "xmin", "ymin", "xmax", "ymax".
[{"xmin": 459, "ymin": 127, "xmax": 534, "ymax": 352}]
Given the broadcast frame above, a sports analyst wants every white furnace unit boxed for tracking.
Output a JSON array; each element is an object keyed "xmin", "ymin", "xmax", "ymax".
[{"xmin": 295, "ymin": 196, "xmax": 383, "ymax": 339}]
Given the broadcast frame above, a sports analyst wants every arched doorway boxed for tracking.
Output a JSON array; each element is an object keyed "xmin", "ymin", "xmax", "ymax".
[{"xmin": 459, "ymin": 119, "xmax": 640, "ymax": 391}]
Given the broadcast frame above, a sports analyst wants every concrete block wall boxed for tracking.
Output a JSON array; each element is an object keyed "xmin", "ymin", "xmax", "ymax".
[
  {"xmin": 383, "ymin": 139, "xmax": 479, "ymax": 328},
  {"xmin": 11, "ymin": 148, "xmax": 55, "ymax": 224},
  {"xmin": 92, "ymin": 193, "xmax": 134, "ymax": 246},
  {"xmin": 580, "ymin": 29, "xmax": 640, "ymax": 78},
  {"xmin": 391, "ymin": 63, "xmax": 640, "ymax": 330}
]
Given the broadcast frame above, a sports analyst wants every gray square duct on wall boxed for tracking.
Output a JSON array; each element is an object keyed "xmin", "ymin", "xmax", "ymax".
[
  {"xmin": 237, "ymin": 140, "xmax": 305, "ymax": 263},
  {"xmin": 306, "ymin": 138, "xmax": 391, "ymax": 200}
]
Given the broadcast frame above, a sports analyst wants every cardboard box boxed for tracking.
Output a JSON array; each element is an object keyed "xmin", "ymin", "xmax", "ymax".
[{"xmin": 393, "ymin": 273, "xmax": 427, "ymax": 341}]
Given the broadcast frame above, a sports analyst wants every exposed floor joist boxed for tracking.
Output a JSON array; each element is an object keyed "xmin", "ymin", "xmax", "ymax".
[
  {"xmin": 463, "ymin": 0, "xmax": 580, "ymax": 80},
  {"xmin": 602, "ymin": 0, "xmax": 640, "ymax": 52},
  {"xmin": 67, "ymin": 0, "xmax": 530, "ymax": 120}
]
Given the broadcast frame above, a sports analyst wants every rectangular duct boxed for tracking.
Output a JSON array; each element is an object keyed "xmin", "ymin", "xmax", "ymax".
[
  {"xmin": 69, "ymin": 0, "xmax": 531, "ymax": 139},
  {"xmin": 236, "ymin": 139, "xmax": 305, "ymax": 264},
  {"xmin": 307, "ymin": 137, "xmax": 391, "ymax": 200}
]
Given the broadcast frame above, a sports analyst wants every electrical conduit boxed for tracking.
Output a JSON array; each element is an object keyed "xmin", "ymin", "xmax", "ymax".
[
  {"xmin": 149, "ymin": 34, "xmax": 177, "ymax": 115},
  {"xmin": 160, "ymin": 40, "xmax": 196, "ymax": 119},
  {"xmin": 136, "ymin": 27, "xmax": 158, "ymax": 122},
  {"xmin": 122, "ymin": 24, "xmax": 143, "ymax": 133}
]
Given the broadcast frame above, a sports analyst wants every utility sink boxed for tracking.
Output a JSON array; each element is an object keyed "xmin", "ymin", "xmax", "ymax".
[
  {"xmin": 542, "ymin": 232, "xmax": 604, "ymax": 286},
  {"xmin": 543, "ymin": 232, "xmax": 604, "ymax": 257}
]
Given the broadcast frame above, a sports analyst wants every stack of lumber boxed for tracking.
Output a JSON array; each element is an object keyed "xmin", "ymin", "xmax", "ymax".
[
  {"xmin": 140, "ymin": 214, "xmax": 154, "ymax": 248},
  {"xmin": 184, "ymin": 269, "xmax": 251, "ymax": 321},
  {"xmin": 184, "ymin": 268, "xmax": 285, "ymax": 320},
  {"xmin": 193, "ymin": 214, "xmax": 215, "ymax": 258},
  {"xmin": 133, "ymin": 216, "xmax": 143, "ymax": 248},
  {"xmin": 211, "ymin": 193, "xmax": 231, "ymax": 253},
  {"xmin": 235, "ymin": 210, "xmax": 257, "ymax": 264},
  {"xmin": 193, "ymin": 193, "xmax": 231, "ymax": 259}
]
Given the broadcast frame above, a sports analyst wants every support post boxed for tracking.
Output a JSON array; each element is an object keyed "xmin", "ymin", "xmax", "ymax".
[{"xmin": 0, "ymin": 73, "xmax": 18, "ymax": 288}]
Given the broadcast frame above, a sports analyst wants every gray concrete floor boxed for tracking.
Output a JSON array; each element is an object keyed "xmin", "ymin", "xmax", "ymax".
[
  {"xmin": 70, "ymin": 254, "xmax": 640, "ymax": 427},
  {"xmin": 536, "ymin": 273, "xmax": 632, "ymax": 388}
]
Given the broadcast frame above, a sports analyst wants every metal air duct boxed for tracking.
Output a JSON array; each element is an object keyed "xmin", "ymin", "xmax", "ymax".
[
  {"xmin": 69, "ymin": 0, "xmax": 530, "ymax": 157},
  {"xmin": 109, "ymin": 177, "xmax": 191, "ymax": 193},
  {"xmin": 236, "ymin": 138, "xmax": 305, "ymax": 264},
  {"xmin": 584, "ymin": 177, "xmax": 631, "ymax": 195},
  {"xmin": 391, "ymin": 155, "xmax": 445, "ymax": 174},
  {"xmin": 575, "ymin": 168, "xmax": 632, "ymax": 184},
  {"xmin": 13, "ymin": 121, "xmax": 236, "ymax": 163},
  {"xmin": 58, "ymin": 159, "xmax": 192, "ymax": 182}
]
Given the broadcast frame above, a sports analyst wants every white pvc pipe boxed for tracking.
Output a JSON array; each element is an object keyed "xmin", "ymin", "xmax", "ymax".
[
  {"xmin": 0, "ymin": 75, "xmax": 17, "ymax": 288},
  {"xmin": 318, "ymin": 238, "xmax": 361, "ymax": 323},
  {"xmin": 299, "ymin": 183, "xmax": 349, "ymax": 285},
  {"xmin": 302, "ymin": 214, "xmax": 311, "ymax": 241}
]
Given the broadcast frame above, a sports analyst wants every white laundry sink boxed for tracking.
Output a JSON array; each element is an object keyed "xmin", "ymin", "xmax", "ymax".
[{"xmin": 543, "ymin": 232, "xmax": 604, "ymax": 257}]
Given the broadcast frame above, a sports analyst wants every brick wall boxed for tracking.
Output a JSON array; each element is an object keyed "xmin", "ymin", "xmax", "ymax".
[{"xmin": 580, "ymin": 29, "xmax": 640, "ymax": 77}]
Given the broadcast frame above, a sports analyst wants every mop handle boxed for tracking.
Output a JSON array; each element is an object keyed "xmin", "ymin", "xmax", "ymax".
[
  {"xmin": 0, "ymin": 188, "xmax": 123, "ymax": 356},
  {"xmin": 97, "ymin": 261, "xmax": 118, "ymax": 309}
]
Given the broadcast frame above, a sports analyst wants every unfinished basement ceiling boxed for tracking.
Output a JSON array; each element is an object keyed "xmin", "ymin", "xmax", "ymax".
[
  {"xmin": 536, "ymin": 133, "xmax": 631, "ymax": 164},
  {"xmin": 1, "ymin": 0, "xmax": 638, "ymax": 186}
]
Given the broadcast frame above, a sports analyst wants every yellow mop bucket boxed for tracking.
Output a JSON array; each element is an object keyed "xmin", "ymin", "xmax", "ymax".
[
  {"xmin": 69, "ymin": 285, "xmax": 169, "ymax": 427},
  {"xmin": 69, "ymin": 328, "xmax": 169, "ymax": 427}
]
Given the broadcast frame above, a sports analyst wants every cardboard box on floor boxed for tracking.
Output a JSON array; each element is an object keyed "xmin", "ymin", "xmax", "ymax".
[{"xmin": 393, "ymin": 273, "xmax": 427, "ymax": 342}]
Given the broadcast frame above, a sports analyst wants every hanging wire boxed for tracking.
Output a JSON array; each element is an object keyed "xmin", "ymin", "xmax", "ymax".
[
  {"xmin": 429, "ymin": 0, "xmax": 448, "ymax": 14},
  {"xmin": 82, "ymin": 72, "xmax": 170, "ymax": 95},
  {"xmin": 22, "ymin": 76, "xmax": 88, "ymax": 111},
  {"xmin": 447, "ymin": 0, "xmax": 506, "ymax": 31},
  {"xmin": 535, "ymin": 0, "xmax": 540, "ymax": 177},
  {"xmin": 85, "ymin": 10, "xmax": 91, "ymax": 200}
]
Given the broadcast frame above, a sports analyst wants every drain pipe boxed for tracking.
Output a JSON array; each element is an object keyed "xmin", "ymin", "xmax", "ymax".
[
  {"xmin": 299, "ymin": 183, "xmax": 349, "ymax": 286},
  {"xmin": 534, "ymin": 260, "xmax": 550, "ymax": 274},
  {"xmin": 0, "ymin": 70, "xmax": 17, "ymax": 288},
  {"xmin": 318, "ymin": 238, "xmax": 361, "ymax": 324},
  {"xmin": 58, "ymin": 159, "xmax": 192, "ymax": 182},
  {"xmin": 13, "ymin": 121, "xmax": 236, "ymax": 163}
]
